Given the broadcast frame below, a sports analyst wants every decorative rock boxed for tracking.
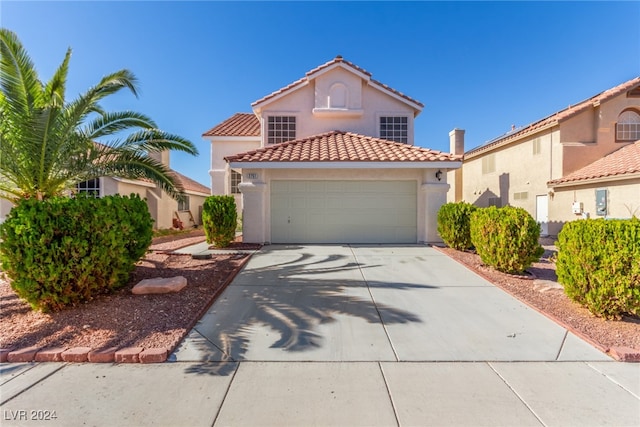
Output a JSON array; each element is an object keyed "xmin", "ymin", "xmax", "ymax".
[
  {"xmin": 7, "ymin": 346, "xmax": 41, "ymax": 363},
  {"xmin": 132, "ymin": 276, "xmax": 187, "ymax": 295},
  {"xmin": 609, "ymin": 346, "xmax": 640, "ymax": 362},
  {"xmin": 115, "ymin": 347, "xmax": 143, "ymax": 363},
  {"xmin": 192, "ymin": 253, "xmax": 212, "ymax": 260},
  {"xmin": 61, "ymin": 347, "xmax": 92, "ymax": 362},
  {"xmin": 532, "ymin": 280, "xmax": 563, "ymax": 293},
  {"xmin": 88, "ymin": 347, "xmax": 119, "ymax": 363},
  {"xmin": 35, "ymin": 347, "xmax": 68, "ymax": 362},
  {"xmin": 0, "ymin": 348, "xmax": 14, "ymax": 363}
]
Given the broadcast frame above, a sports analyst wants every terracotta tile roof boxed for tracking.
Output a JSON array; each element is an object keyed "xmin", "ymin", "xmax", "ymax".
[
  {"xmin": 225, "ymin": 131, "xmax": 461, "ymax": 163},
  {"xmin": 466, "ymin": 76, "xmax": 640, "ymax": 158},
  {"xmin": 171, "ymin": 170, "xmax": 210, "ymax": 195},
  {"xmin": 251, "ymin": 56, "xmax": 424, "ymax": 109},
  {"xmin": 202, "ymin": 113, "xmax": 260, "ymax": 137},
  {"xmin": 548, "ymin": 140, "xmax": 640, "ymax": 186}
]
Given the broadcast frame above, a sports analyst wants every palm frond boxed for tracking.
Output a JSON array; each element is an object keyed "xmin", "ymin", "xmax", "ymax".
[
  {"xmin": 121, "ymin": 129, "xmax": 199, "ymax": 156},
  {"xmin": 83, "ymin": 110, "xmax": 155, "ymax": 139},
  {"xmin": 43, "ymin": 47, "xmax": 71, "ymax": 108}
]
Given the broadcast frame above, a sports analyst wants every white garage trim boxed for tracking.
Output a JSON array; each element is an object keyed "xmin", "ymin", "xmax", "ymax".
[{"xmin": 270, "ymin": 180, "xmax": 417, "ymax": 244}]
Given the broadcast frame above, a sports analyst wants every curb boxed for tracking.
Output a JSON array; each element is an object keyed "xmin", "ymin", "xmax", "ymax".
[
  {"xmin": 0, "ymin": 251, "xmax": 256, "ymax": 365},
  {"xmin": 432, "ymin": 246, "xmax": 640, "ymax": 363}
]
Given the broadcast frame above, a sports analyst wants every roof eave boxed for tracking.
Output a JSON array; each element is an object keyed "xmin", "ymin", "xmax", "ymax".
[
  {"xmin": 228, "ymin": 161, "xmax": 462, "ymax": 170},
  {"xmin": 548, "ymin": 172, "xmax": 640, "ymax": 188}
]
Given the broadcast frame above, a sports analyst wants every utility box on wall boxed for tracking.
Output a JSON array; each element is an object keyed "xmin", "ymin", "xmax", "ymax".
[
  {"xmin": 595, "ymin": 189, "xmax": 608, "ymax": 216},
  {"xmin": 572, "ymin": 202, "xmax": 583, "ymax": 214}
]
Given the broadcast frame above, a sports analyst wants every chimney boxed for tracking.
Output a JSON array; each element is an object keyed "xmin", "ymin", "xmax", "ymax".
[
  {"xmin": 448, "ymin": 129, "xmax": 465, "ymax": 203},
  {"xmin": 149, "ymin": 150, "xmax": 170, "ymax": 167},
  {"xmin": 449, "ymin": 128, "xmax": 465, "ymax": 156}
]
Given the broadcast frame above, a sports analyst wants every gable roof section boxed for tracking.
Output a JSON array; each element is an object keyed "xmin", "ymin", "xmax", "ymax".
[
  {"xmin": 466, "ymin": 76, "xmax": 640, "ymax": 159},
  {"xmin": 548, "ymin": 140, "xmax": 640, "ymax": 187},
  {"xmin": 251, "ymin": 56, "xmax": 424, "ymax": 111},
  {"xmin": 171, "ymin": 170, "xmax": 210, "ymax": 195},
  {"xmin": 202, "ymin": 113, "xmax": 260, "ymax": 137},
  {"xmin": 225, "ymin": 130, "xmax": 460, "ymax": 166}
]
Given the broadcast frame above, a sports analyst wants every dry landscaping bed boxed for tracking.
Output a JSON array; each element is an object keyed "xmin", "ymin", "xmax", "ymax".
[{"xmin": 1, "ymin": 233, "xmax": 638, "ymax": 362}]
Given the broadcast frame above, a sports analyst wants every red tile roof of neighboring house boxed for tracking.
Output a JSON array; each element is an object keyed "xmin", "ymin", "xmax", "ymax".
[
  {"xmin": 202, "ymin": 113, "xmax": 261, "ymax": 137},
  {"xmin": 548, "ymin": 140, "xmax": 640, "ymax": 186},
  {"xmin": 171, "ymin": 170, "xmax": 210, "ymax": 195},
  {"xmin": 225, "ymin": 131, "xmax": 461, "ymax": 163},
  {"xmin": 466, "ymin": 76, "xmax": 640, "ymax": 158},
  {"xmin": 251, "ymin": 56, "xmax": 424, "ymax": 109}
]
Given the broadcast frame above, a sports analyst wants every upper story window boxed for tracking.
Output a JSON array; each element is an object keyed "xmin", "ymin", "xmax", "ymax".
[
  {"xmin": 230, "ymin": 170, "xmax": 242, "ymax": 194},
  {"xmin": 482, "ymin": 154, "xmax": 496, "ymax": 174},
  {"xmin": 76, "ymin": 178, "xmax": 100, "ymax": 197},
  {"xmin": 380, "ymin": 116, "xmax": 408, "ymax": 143},
  {"xmin": 267, "ymin": 116, "xmax": 296, "ymax": 144},
  {"xmin": 616, "ymin": 110, "xmax": 640, "ymax": 141},
  {"xmin": 177, "ymin": 196, "xmax": 190, "ymax": 212}
]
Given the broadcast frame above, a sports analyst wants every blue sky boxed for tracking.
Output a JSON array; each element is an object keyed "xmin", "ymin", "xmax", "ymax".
[{"xmin": 2, "ymin": 1, "xmax": 639, "ymax": 187}]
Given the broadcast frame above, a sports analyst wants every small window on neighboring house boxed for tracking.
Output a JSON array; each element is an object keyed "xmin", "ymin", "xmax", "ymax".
[
  {"xmin": 380, "ymin": 116, "xmax": 408, "ymax": 143},
  {"xmin": 267, "ymin": 116, "xmax": 296, "ymax": 144},
  {"xmin": 482, "ymin": 154, "xmax": 496, "ymax": 174},
  {"xmin": 514, "ymin": 191, "xmax": 528, "ymax": 200},
  {"xmin": 532, "ymin": 138, "xmax": 541, "ymax": 155},
  {"xmin": 76, "ymin": 178, "xmax": 100, "ymax": 197},
  {"xmin": 616, "ymin": 110, "xmax": 640, "ymax": 141},
  {"xmin": 178, "ymin": 196, "xmax": 190, "ymax": 212},
  {"xmin": 230, "ymin": 170, "xmax": 242, "ymax": 194}
]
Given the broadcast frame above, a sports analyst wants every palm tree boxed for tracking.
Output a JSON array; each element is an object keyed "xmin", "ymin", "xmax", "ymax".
[{"xmin": 0, "ymin": 28, "xmax": 198, "ymax": 202}]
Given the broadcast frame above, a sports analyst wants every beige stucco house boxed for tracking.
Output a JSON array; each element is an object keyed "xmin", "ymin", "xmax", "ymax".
[
  {"xmin": 450, "ymin": 77, "xmax": 640, "ymax": 236},
  {"xmin": 203, "ymin": 56, "xmax": 461, "ymax": 244},
  {"xmin": 0, "ymin": 151, "xmax": 211, "ymax": 230}
]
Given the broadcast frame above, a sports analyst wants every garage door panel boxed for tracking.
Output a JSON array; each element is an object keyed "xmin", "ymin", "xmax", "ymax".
[{"xmin": 271, "ymin": 180, "xmax": 417, "ymax": 244}]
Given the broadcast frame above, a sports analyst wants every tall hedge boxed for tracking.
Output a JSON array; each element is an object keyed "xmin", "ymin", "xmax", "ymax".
[
  {"xmin": 470, "ymin": 206, "xmax": 544, "ymax": 274},
  {"xmin": 202, "ymin": 195, "xmax": 237, "ymax": 248},
  {"xmin": 0, "ymin": 194, "xmax": 153, "ymax": 311},
  {"xmin": 556, "ymin": 219, "xmax": 640, "ymax": 319},
  {"xmin": 437, "ymin": 202, "xmax": 478, "ymax": 250}
]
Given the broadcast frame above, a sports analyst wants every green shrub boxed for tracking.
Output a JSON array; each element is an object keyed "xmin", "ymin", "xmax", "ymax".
[
  {"xmin": 202, "ymin": 195, "xmax": 237, "ymax": 247},
  {"xmin": 470, "ymin": 206, "xmax": 544, "ymax": 274},
  {"xmin": 556, "ymin": 218, "xmax": 640, "ymax": 319},
  {"xmin": 0, "ymin": 194, "xmax": 153, "ymax": 311},
  {"xmin": 437, "ymin": 202, "xmax": 478, "ymax": 250}
]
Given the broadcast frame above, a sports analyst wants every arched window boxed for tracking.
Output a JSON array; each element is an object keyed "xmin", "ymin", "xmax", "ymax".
[
  {"xmin": 616, "ymin": 110, "xmax": 640, "ymax": 141},
  {"xmin": 329, "ymin": 83, "xmax": 347, "ymax": 109}
]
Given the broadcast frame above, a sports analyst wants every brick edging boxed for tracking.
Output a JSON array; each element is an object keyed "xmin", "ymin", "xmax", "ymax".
[
  {"xmin": 432, "ymin": 246, "xmax": 640, "ymax": 363},
  {"xmin": 0, "ymin": 251, "xmax": 256, "ymax": 365}
]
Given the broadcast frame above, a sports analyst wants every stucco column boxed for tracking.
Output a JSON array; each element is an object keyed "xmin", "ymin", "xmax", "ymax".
[
  {"xmin": 238, "ymin": 181, "xmax": 267, "ymax": 244},
  {"xmin": 420, "ymin": 182, "xmax": 450, "ymax": 243}
]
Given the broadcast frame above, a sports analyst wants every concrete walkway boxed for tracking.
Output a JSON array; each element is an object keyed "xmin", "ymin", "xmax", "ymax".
[{"xmin": 2, "ymin": 245, "xmax": 639, "ymax": 426}]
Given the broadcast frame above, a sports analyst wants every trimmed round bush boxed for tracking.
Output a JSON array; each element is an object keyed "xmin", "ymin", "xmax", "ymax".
[
  {"xmin": 202, "ymin": 195, "xmax": 237, "ymax": 248},
  {"xmin": 0, "ymin": 194, "xmax": 153, "ymax": 311},
  {"xmin": 437, "ymin": 202, "xmax": 478, "ymax": 250},
  {"xmin": 470, "ymin": 206, "xmax": 544, "ymax": 274},
  {"xmin": 556, "ymin": 218, "xmax": 640, "ymax": 319}
]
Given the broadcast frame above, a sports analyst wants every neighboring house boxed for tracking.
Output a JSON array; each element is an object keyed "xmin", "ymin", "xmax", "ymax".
[
  {"xmin": 450, "ymin": 77, "xmax": 640, "ymax": 236},
  {"xmin": 203, "ymin": 55, "xmax": 461, "ymax": 244},
  {"xmin": 0, "ymin": 151, "xmax": 211, "ymax": 230}
]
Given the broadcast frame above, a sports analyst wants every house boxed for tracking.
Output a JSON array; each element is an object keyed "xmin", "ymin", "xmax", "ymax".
[
  {"xmin": 0, "ymin": 150, "xmax": 211, "ymax": 230},
  {"xmin": 203, "ymin": 56, "xmax": 461, "ymax": 244},
  {"xmin": 450, "ymin": 77, "xmax": 640, "ymax": 236}
]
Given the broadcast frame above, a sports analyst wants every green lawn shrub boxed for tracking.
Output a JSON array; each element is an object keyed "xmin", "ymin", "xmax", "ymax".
[
  {"xmin": 470, "ymin": 206, "xmax": 544, "ymax": 274},
  {"xmin": 556, "ymin": 218, "xmax": 640, "ymax": 319},
  {"xmin": 202, "ymin": 195, "xmax": 237, "ymax": 248},
  {"xmin": 437, "ymin": 202, "xmax": 478, "ymax": 250},
  {"xmin": 0, "ymin": 194, "xmax": 153, "ymax": 311}
]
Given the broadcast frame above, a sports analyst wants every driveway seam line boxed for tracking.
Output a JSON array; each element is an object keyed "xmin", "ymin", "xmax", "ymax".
[
  {"xmin": 585, "ymin": 362, "xmax": 640, "ymax": 400},
  {"xmin": 211, "ymin": 361, "xmax": 241, "ymax": 427},
  {"xmin": 378, "ymin": 362, "xmax": 401, "ymax": 427},
  {"xmin": 192, "ymin": 328, "xmax": 236, "ymax": 362},
  {"xmin": 0, "ymin": 363, "xmax": 68, "ymax": 406},
  {"xmin": 349, "ymin": 246, "xmax": 400, "ymax": 362},
  {"xmin": 555, "ymin": 330, "xmax": 569, "ymax": 361},
  {"xmin": 487, "ymin": 362, "xmax": 547, "ymax": 427}
]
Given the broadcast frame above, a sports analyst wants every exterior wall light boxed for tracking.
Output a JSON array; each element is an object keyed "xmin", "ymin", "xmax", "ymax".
[{"xmin": 435, "ymin": 170, "xmax": 443, "ymax": 181}]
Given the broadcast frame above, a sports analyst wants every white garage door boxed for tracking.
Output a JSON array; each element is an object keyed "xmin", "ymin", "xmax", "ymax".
[{"xmin": 271, "ymin": 180, "xmax": 417, "ymax": 244}]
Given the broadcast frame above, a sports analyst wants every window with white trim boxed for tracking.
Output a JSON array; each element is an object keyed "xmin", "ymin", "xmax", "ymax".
[
  {"xmin": 177, "ymin": 196, "xmax": 190, "ymax": 212},
  {"xmin": 230, "ymin": 170, "xmax": 242, "ymax": 194},
  {"xmin": 616, "ymin": 110, "xmax": 640, "ymax": 141},
  {"xmin": 379, "ymin": 116, "xmax": 408, "ymax": 143},
  {"xmin": 76, "ymin": 178, "xmax": 100, "ymax": 197},
  {"xmin": 267, "ymin": 116, "xmax": 296, "ymax": 144}
]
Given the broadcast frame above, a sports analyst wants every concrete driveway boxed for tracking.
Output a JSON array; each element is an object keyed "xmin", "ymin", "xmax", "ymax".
[{"xmin": 3, "ymin": 245, "xmax": 639, "ymax": 427}]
